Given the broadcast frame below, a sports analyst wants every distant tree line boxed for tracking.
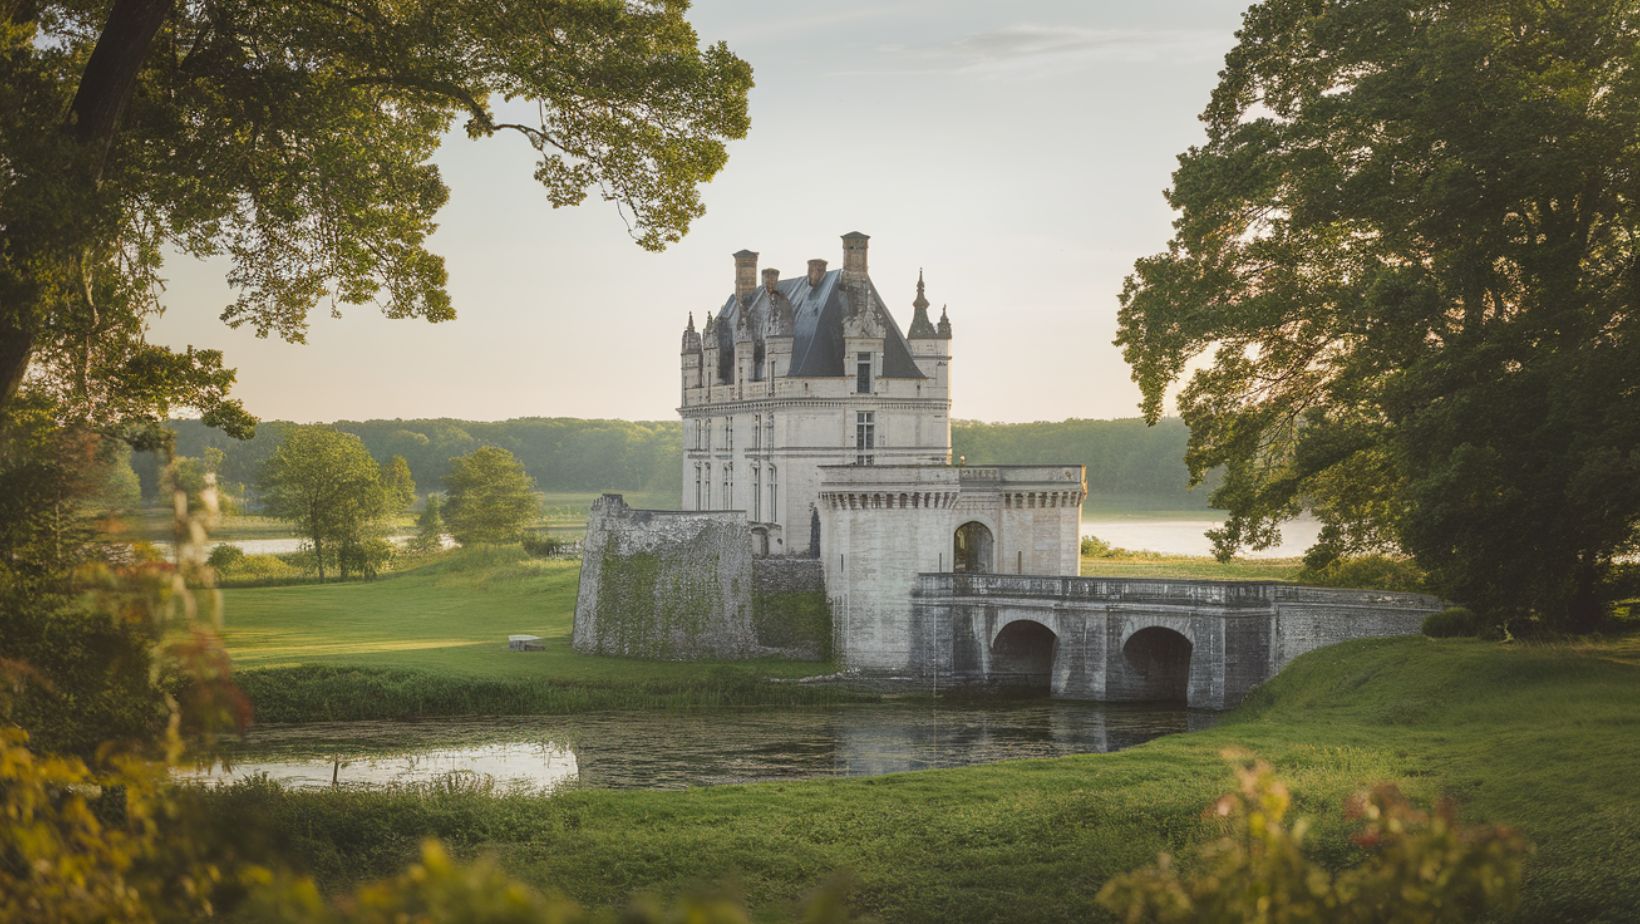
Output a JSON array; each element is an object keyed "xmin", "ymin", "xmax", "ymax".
[
  {"xmin": 135, "ymin": 416, "xmax": 1215, "ymax": 511},
  {"xmin": 133, "ymin": 418, "xmax": 683, "ymax": 507},
  {"xmin": 951, "ymin": 417, "xmax": 1219, "ymax": 505}
]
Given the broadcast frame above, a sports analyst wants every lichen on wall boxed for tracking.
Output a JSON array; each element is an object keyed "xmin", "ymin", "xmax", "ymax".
[{"xmin": 572, "ymin": 494, "xmax": 826, "ymax": 661}]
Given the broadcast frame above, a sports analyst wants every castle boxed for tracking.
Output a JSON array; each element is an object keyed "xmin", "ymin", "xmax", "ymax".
[
  {"xmin": 677, "ymin": 231, "xmax": 955, "ymax": 556},
  {"xmin": 571, "ymin": 233, "xmax": 1442, "ymax": 707}
]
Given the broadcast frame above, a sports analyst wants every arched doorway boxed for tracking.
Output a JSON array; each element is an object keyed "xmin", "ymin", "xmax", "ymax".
[
  {"xmin": 991, "ymin": 620, "xmax": 1057, "ymax": 693},
  {"xmin": 953, "ymin": 521, "xmax": 994, "ymax": 573},
  {"xmin": 1121, "ymin": 627, "xmax": 1193, "ymax": 703}
]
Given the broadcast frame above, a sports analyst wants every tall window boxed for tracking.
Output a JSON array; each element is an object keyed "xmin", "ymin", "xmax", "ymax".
[
  {"xmin": 856, "ymin": 351, "xmax": 873, "ymax": 394},
  {"xmin": 769, "ymin": 465, "xmax": 778, "ymax": 524},
  {"xmin": 693, "ymin": 464, "xmax": 702, "ymax": 508},
  {"xmin": 752, "ymin": 465, "xmax": 762, "ymax": 520},
  {"xmin": 703, "ymin": 463, "xmax": 711, "ymax": 507},
  {"xmin": 724, "ymin": 463, "xmax": 733, "ymax": 507},
  {"xmin": 765, "ymin": 415, "xmax": 774, "ymax": 451},
  {"xmin": 724, "ymin": 417, "xmax": 733, "ymax": 450},
  {"xmin": 856, "ymin": 411, "xmax": 876, "ymax": 465},
  {"xmin": 753, "ymin": 414, "xmax": 762, "ymax": 451},
  {"xmin": 703, "ymin": 419, "xmax": 711, "ymax": 452}
]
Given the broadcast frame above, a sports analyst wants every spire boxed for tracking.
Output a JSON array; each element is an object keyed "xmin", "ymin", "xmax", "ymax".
[
  {"xmin": 907, "ymin": 269, "xmax": 938, "ymax": 339},
  {"xmin": 936, "ymin": 304, "xmax": 952, "ymax": 339},
  {"xmin": 681, "ymin": 311, "xmax": 702, "ymax": 354}
]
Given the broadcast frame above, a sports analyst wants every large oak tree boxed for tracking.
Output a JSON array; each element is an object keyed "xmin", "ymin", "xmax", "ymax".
[
  {"xmin": 1117, "ymin": 0, "xmax": 1639, "ymax": 629},
  {"xmin": 0, "ymin": 0, "xmax": 752, "ymax": 442}
]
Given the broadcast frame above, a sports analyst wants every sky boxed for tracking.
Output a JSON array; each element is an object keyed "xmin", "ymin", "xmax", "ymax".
[{"xmin": 148, "ymin": 0, "xmax": 1249, "ymax": 425}]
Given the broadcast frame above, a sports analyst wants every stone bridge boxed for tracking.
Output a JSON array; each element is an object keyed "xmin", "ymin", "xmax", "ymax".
[{"xmin": 908, "ymin": 574, "xmax": 1443, "ymax": 709}]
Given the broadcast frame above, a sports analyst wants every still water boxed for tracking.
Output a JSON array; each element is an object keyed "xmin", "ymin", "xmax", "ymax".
[
  {"xmin": 182, "ymin": 702, "xmax": 1215, "ymax": 794},
  {"xmin": 1082, "ymin": 515, "xmax": 1322, "ymax": 558}
]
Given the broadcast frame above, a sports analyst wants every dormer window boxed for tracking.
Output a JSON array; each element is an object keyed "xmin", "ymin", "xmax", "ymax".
[{"xmin": 856, "ymin": 351, "xmax": 873, "ymax": 394}]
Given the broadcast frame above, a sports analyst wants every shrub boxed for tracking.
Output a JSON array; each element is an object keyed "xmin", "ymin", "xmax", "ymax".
[
  {"xmin": 207, "ymin": 543, "xmax": 246, "ymax": 571},
  {"xmin": 1300, "ymin": 554, "xmax": 1428, "ymax": 593},
  {"xmin": 520, "ymin": 532, "xmax": 566, "ymax": 558},
  {"xmin": 229, "ymin": 554, "xmax": 301, "ymax": 583},
  {"xmin": 1081, "ymin": 535, "xmax": 1115, "ymax": 558},
  {"xmin": 1097, "ymin": 753, "xmax": 1527, "ymax": 923},
  {"xmin": 1423, "ymin": 606, "xmax": 1480, "ymax": 638}
]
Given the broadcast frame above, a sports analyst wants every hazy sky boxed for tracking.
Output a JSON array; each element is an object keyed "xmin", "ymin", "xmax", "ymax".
[{"xmin": 148, "ymin": 1, "xmax": 1248, "ymax": 424}]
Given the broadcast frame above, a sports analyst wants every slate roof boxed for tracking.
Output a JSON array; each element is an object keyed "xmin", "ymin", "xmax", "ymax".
[{"xmin": 710, "ymin": 270, "xmax": 926, "ymax": 379}]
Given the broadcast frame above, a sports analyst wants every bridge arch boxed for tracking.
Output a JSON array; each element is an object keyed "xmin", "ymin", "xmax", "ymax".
[
  {"xmin": 1120, "ymin": 626, "xmax": 1193, "ymax": 704},
  {"xmin": 990, "ymin": 618, "xmax": 1056, "ymax": 692},
  {"xmin": 953, "ymin": 520, "xmax": 995, "ymax": 574}
]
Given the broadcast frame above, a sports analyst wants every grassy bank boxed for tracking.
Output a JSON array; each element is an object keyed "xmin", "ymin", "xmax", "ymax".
[
  {"xmin": 199, "ymin": 635, "xmax": 1640, "ymax": 922},
  {"xmin": 220, "ymin": 547, "xmax": 855, "ymax": 723},
  {"xmin": 219, "ymin": 543, "xmax": 1312, "ymax": 722}
]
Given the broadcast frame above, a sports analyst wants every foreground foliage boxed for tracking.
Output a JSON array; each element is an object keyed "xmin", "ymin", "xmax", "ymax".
[
  {"xmin": 1097, "ymin": 754, "xmax": 1526, "ymax": 923},
  {"xmin": 1116, "ymin": 0, "xmax": 1640, "ymax": 630}
]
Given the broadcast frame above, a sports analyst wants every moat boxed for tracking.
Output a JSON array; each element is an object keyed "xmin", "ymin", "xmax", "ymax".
[{"xmin": 184, "ymin": 702, "xmax": 1217, "ymax": 793}]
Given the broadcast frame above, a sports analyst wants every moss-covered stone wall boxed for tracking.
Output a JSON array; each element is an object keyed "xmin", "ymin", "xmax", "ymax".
[{"xmin": 571, "ymin": 494, "xmax": 826, "ymax": 661}]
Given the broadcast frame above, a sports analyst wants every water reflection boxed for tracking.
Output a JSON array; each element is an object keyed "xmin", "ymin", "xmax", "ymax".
[{"xmin": 183, "ymin": 702, "xmax": 1216, "ymax": 794}]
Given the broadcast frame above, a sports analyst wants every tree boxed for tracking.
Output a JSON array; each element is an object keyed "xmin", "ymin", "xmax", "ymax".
[
  {"xmin": 0, "ymin": 2, "xmax": 752, "ymax": 443},
  {"xmin": 381, "ymin": 455, "xmax": 417, "ymax": 514},
  {"xmin": 1115, "ymin": 0, "xmax": 1640, "ymax": 630},
  {"xmin": 410, "ymin": 493, "xmax": 447, "ymax": 556},
  {"xmin": 261, "ymin": 427, "xmax": 388, "ymax": 581},
  {"xmin": 444, "ymin": 447, "xmax": 538, "ymax": 545}
]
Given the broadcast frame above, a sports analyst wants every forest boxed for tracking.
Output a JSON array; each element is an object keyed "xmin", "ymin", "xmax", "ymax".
[{"xmin": 133, "ymin": 416, "xmax": 1215, "ymax": 509}]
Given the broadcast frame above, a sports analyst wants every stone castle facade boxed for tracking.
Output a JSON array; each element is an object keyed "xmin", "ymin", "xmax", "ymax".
[
  {"xmin": 678, "ymin": 232, "xmax": 954, "ymax": 557},
  {"xmin": 575, "ymin": 232, "xmax": 1089, "ymax": 672},
  {"xmin": 570, "ymin": 232, "xmax": 1439, "ymax": 706}
]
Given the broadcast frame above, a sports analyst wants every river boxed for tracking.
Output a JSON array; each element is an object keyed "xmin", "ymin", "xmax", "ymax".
[{"xmin": 181, "ymin": 702, "xmax": 1215, "ymax": 794}]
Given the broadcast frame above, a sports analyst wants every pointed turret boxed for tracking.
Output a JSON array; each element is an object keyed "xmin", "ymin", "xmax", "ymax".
[
  {"xmin": 680, "ymin": 312, "xmax": 704, "ymax": 401},
  {"xmin": 937, "ymin": 304, "xmax": 952, "ymax": 339},
  {"xmin": 681, "ymin": 312, "xmax": 702, "ymax": 354},
  {"xmin": 907, "ymin": 269, "xmax": 938, "ymax": 340}
]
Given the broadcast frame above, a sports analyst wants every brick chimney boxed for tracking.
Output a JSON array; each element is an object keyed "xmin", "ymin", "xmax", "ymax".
[
  {"xmin": 733, "ymin": 249, "xmax": 758, "ymax": 301},
  {"xmin": 762, "ymin": 267, "xmax": 780, "ymax": 293},
  {"xmin": 807, "ymin": 258, "xmax": 828, "ymax": 287},
  {"xmin": 841, "ymin": 231, "xmax": 869, "ymax": 277}
]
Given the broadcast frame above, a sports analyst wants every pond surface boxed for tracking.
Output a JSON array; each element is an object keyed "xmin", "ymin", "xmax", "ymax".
[
  {"xmin": 1083, "ymin": 515, "xmax": 1322, "ymax": 558},
  {"xmin": 181, "ymin": 702, "xmax": 1216, "ymax": 794}
]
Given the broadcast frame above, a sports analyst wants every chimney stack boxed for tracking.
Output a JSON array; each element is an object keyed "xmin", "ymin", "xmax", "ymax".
[
  {"xmin": 807, "ymin": 258, "xmax": 828, "ymax": 287},
  {"xmin": 841, "ymin": 231, "xmax": 869, "ymax": 277},
  {"xmin": 762, "ymin": 267, "xmax": 780, "ymax": 293},
  {"xmin": 733, "ymin": 249, "xmax": 758, "ymax": 302}
]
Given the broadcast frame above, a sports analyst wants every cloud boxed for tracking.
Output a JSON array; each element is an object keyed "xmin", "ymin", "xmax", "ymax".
[{"xmin": 857, "ymin": 23, "xmax": 1230, "ymax": 76}]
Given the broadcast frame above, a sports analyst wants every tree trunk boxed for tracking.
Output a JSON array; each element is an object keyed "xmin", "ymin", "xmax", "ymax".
[
  {"xmin": 0, "ymin": 0, "xmax": 171, "ymax": 420},
  {"xmin": 314, "ymin": 534, "xmax": 325, "ymax": 583},
  {"xmin": 1566, "ymin": 558, "xmax": 1604, "ymax": 634},
  {"xmin": 69, "ymin": 0, "xmax": 173, "ymax": 156},
  {"xmin": 0, "ymin": 308, "xmax": 35, "ymax": 415}
]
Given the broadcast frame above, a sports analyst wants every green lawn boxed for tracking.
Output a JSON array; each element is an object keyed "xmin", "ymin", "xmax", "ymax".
[
  {"xmin": 1078, "ymin": 552, "xmax": 1305, "ymax": 582},
  {"xmin": 220, "ymin": 547, "xmax": 846, "ymax": 722},
  {"xmin": 203, "ymin": 634, "xmax": 1640, "ymax": 923}
]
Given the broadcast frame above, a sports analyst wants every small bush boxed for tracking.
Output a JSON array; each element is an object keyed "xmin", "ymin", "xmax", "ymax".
[
  {"xmin": 521, "ymin": 532, "xmax": 567, "ymax": 558},
  {"xmin": 229, "ymin": 554, "xmax": 301, "ymax": 582},
  {"xmin": 1423, "ymin": 606, "xmax": 1479, "ymax": 638},
  {"xmin": 1300, "ymin": 554, "xmax": 1428, "ymax": 592},
  {"xmin": 1097, "ymin": 753, "xmax": 1527, "ymax": 923},
  {"xmin": 206, "ymin": 544, "xmax": 245, "ymax": 570},
  {"xmin": 1081, "ymin": 535, "xmax": 1115, "ymax": 558}
]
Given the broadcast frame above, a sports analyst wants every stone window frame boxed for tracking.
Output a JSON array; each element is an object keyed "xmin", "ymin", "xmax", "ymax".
[{"xmin": 856, "ymin": 410, "xmax": 876, "ymax": 465}]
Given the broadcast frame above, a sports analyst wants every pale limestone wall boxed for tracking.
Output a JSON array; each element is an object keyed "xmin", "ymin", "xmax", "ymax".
[
  {"xmin": 818, "ymin": 464, "xmax": 1087, "ymax": 675},
  {"xmin": 908, "ymin": 575, "xmax": 1443, "ymax": 709}
]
